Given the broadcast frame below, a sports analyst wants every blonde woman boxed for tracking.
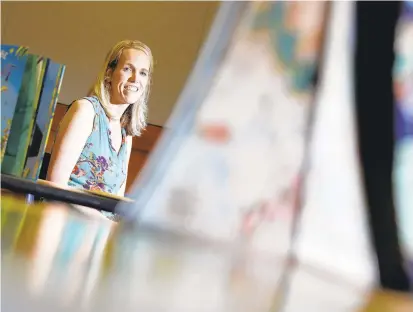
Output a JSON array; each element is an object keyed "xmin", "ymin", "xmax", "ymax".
[{"xmin": 47, "ymin": 40, "xmax": 153, "ymax": 219}]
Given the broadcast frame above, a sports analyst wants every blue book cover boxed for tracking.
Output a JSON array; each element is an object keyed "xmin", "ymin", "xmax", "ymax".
[
  {"xmin": 393, "ymin": 0, "xmax": 413, "ymax": 285},
  {"xmin": 1, "ymin": 44, "xmax": 29, "ymax": 160},
  {"xmin": 2, "ymin": 54, "xmax": 47, "ymax": 177},
  {"xmin": 23, "ymin": 61, "xmax": 65, "ymax": 181}
]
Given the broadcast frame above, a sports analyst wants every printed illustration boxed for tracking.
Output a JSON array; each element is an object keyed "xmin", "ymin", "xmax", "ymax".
[{"xmin": 1, "ymin": 45, "xmax": 29, "ymax": 160}]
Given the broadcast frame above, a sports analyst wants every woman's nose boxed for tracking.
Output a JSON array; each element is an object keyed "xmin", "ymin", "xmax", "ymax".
[{"xmin": 129, "ymin": 72, "xmax": 139, "ymax": 83}]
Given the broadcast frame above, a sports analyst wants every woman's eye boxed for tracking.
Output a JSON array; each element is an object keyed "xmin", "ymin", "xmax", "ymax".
[
  {"xmin": 123, "ymin": 67, "xmax": 131, "ymax": 72},
  {"xmin": 140, "ymin": 71, "xmax": 148, "ymax": 77}
]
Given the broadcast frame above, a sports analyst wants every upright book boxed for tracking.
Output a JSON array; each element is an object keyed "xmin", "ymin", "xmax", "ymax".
[
  {"xmin": 1, "ymin": 44, "xmax": 29, "ymax": 161},
  {"xmin": 23, "ymin": 60, "xmax": 65, "ymax": 181},
  {"xmin": 2, "ymin": 54, "xmax": 47, "ymax": 176}
]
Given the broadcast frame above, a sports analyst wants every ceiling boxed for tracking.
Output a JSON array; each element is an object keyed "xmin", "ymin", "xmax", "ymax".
[{"xmin": 1, "ymin": 1, "xmax": 219, "ymax": 126}]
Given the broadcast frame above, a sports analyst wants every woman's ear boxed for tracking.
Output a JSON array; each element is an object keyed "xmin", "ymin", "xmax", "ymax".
[
  {"xmin": 105, "ymin": 68, "xmax": 113, "ymax": 82},
  {"xmin": 104, "ymin": 69, "xmax": 113, "ymax": 90}
]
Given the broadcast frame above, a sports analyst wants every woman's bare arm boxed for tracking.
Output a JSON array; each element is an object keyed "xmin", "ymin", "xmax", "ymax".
[
  {"xmin": 46, "ymin": 100, "xmax": 111, "ymax": 220},
  {"xmin": 47, "ymin": 99, "xmax": 95, "ymax": 185}
]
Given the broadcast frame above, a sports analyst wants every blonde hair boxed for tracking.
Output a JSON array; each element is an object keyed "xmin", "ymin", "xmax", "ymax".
[{"xmin": 90, "ymin": 39, "xmax": 154, "ymax": 137}]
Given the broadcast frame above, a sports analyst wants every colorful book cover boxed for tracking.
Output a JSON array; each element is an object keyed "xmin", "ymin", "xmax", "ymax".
[
  {"xmin": 23, "ymin": 61, "xmax": 65, "ymax": 181},
  {"xmin": 393, "ymin": 0, "xmax": 413, "ymax": 284},
  {"xmin": 2, "ymin": 54, "xmax": 47, "ymax": 176},
  {"xmin": 1, "ymin": 44, "xmax": 29, "ymax": 161}
]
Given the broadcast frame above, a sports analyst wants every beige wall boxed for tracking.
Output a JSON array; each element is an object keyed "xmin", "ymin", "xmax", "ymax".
[{"xmin": 1, "ymin": 1, "xmax": 219, "ymax": 126}]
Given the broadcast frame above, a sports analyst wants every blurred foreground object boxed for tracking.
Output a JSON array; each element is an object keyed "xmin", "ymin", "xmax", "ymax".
[
  {"xmin": 360, "ymin": 290, "xmax": 413, "ymax": 312},
  {"xmin": 2, "ymin": 195, "xmax": 413, "ymax": 311},
  {"xmin": 393, "ymin": 0, "xmax": 413, "ymax": 283},
  {"xmin": 119, "ymin": 0, "xmax": 381, "ymax": 293}
]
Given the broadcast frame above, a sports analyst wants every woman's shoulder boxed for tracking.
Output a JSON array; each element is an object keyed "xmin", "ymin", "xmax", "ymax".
[
  {"xmin": 65, "ymin": 98, "xmax": 98, "ymax": 126},
  {"xmin": 58, "ymin": 98, "xmax": 96, "ymax": 136},
  {"xmin": 70, "ymin": 97, "xmax": 94, "ymax": 111},
  {"xmin": 71, "ymin": 94, "xmax": 104, "ymax": 113}
]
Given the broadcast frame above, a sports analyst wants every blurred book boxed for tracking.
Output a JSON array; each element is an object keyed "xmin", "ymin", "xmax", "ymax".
[
  {"xmin": 120, "ymin": 1, "xmax": 379, "ymax": 290},
  {"xmin": 393, "ymin": 0, "xmax": 413, "ymax": 282},
  {"xmin": 121, "ymin": 1, "xmax": 328, "ymax": 255}
]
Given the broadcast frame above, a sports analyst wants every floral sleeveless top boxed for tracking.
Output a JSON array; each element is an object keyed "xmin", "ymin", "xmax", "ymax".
[{"xmin": 67, "ymin": 96, "xmax": 128, "ymax": 219}]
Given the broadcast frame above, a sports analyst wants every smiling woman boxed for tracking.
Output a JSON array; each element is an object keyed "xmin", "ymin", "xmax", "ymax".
[{"xmin": 47, "ymin": 40, "xmax": 154, "ymax": 220}]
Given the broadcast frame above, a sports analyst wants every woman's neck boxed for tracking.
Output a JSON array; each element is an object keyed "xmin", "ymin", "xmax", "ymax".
[{"xmin": 106, "ymin": 102, "xmax": 129, "ymax": 121}]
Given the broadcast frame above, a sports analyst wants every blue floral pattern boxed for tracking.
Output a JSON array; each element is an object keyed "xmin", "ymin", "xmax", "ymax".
[{"xmin": 67, "ymin": 96, "xmax": 128, "ymax": 207}]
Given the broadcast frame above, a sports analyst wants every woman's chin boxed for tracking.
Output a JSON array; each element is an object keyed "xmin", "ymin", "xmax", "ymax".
[
  {"xmin": 111, "ymin": 92, "xmax": 140, "ymax": 105},
  {"xmin": 122, "ymin": 93, "xmax": 140, "ymax": 105}
]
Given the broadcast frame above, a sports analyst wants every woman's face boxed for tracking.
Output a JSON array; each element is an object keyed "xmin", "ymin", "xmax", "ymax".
[{"xmin": 109, "ymin": 48, "xmax": 150, "ymax": 105}]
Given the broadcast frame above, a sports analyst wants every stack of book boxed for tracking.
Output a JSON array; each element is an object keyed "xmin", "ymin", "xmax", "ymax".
[{"xmin": 1, "ymin": 44, "xmax": 65, "ymax": 181}]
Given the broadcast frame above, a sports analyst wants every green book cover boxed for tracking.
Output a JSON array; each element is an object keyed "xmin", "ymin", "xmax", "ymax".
[
  {"xmin": 2, "ymin": 54, "xmax": 46, "ymax": 176},
  {"xmin": 24, "ymin": 60, "xmax": 65, "ymax": 181},
  {"xmin": 1, "ymin": 44, "xmax": 29, "ymax": 161}
]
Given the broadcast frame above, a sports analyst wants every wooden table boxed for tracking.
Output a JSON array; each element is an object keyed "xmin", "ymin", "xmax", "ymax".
[{"xmin": 1, "ymin": 195, "xmax": 412, "ymax": 311}]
